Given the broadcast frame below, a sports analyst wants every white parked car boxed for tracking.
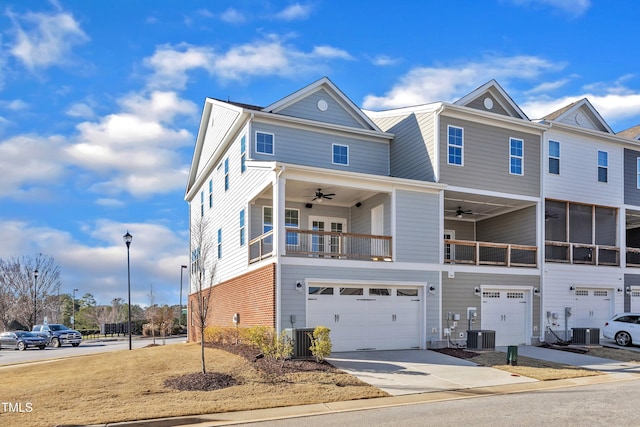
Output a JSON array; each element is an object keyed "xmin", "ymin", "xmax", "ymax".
[{"xmin": 603, "ymin": 313, "xmax": 640, "ymax": 346}]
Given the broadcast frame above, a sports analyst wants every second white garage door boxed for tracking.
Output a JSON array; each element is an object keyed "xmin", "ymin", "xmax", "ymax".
[
  {"xmin": 481, "ymin": 288, "xmax": 530, "ymax": 346},
  {"xmin": 306, "ymin": 284, "xmax": 423, "ymax": 352}
]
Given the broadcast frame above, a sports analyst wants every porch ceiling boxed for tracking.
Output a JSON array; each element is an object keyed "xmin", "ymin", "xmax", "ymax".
[
  {"xmin": 444, "ymin": 190, "xmax": 535, "ymax": 221},
  {"xmin": 259, "ymin": 180, "xmax": 381, "ymax": 207}
]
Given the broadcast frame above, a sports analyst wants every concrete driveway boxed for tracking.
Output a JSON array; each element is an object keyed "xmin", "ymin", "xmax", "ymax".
[{"xmin": 328, "ymin": 349, "xmax": 536, "ymax": 396}]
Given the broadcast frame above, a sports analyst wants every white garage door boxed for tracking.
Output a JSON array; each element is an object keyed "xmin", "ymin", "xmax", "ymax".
[
  {"xmin": 306, "ymin": 285, "xmax": 422, "ymax": 352},
  {"xmin": 481, "ymin": 289, "xmax": 529, "ymax": 346},
  {"xmin": 574, "ymin": 288, "xmax": 613, "ymax": 332},
  {"xmin": 631, "ymin": 287, "xmax": 640, "ymax": 312}
]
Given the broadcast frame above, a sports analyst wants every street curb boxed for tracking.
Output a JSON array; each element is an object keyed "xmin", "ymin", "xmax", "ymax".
[{"xmin": 99, "ymin": 372, "xmax": 638, "ymax": 426}]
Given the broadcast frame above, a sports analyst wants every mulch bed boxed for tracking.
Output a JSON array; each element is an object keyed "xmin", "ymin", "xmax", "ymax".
[
  {"xmin": 433, "ymin": 347, "xmax": 482, "ymax": 359},
  {"xmin": 164, "ymin": 342, "xmax": 336, "ymax": 391}
]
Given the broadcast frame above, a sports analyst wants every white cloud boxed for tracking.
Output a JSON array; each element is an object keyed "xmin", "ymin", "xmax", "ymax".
[
  {"xmin": 220, "ymin": 8, "xmax": 246, "ymax": 24},
  {"xmin": 362, "ymin": 55, "xmax": 559, "ymax": 109},
  {"xmin": 0, "ymin": 134, "xmax": 68, "ymax": 198},
  {"xmin": 6, "ymin": 8, "xmax": 89, "ymax": 71},
  {"xmin": 506, "ymin": 0, "xmax": 591, "ymax": 16},
  {"xmin": 66, "ymin": 91, "xmax": 195, "ymax": 196},
  {"xmin": 370, "ymin": 55, "xmax": 402, "ymax": 66},
  {"xmin": 0, "ymin": 219, "xmax": 188, "ymax": 306},
  {"xmin": 275, "ymin": 3, "xmax": 312, "ymax": 21},
  {"xmin": 66, "ymin": 102, "xmax": 95, "ymax": 119},
  {"xmin": 524, "ymin": 78, "xmax": 572, "ymax": 95},
  {"xmin": 144, "ymin": 36, "xmax": 354, "ymax": 86}
]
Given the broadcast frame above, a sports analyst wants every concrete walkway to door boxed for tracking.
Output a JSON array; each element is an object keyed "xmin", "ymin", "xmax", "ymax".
[{"xmin": 327, "ymin": 349, "xmax": 537, "ymax": 395}]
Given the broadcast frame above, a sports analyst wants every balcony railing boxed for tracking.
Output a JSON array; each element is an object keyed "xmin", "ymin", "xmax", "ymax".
[
  {"xmin": 444, "ymin": 239, "xmax": 537, "ymax": 267},
  {"xmin": 626, "ymin": 247, "xmax": 640, "ymax": 267},
  {"xmin": 248, "ymin": 229, "xmax": 392, "ymax": 264},
  {"xmin": 285, "ymin": 229, "xmax": 392, "ymax": 260},
  {"xmin": 248, "ymin": 230, "xmax": 274, "ymax": 264},
  {"xmin": 545, "ymin": 241, "xmax": 619, "ymax": 266}
]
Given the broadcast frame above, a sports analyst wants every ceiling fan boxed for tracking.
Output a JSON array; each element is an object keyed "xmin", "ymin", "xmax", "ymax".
[
  {"xmin": 545, "ymin": 211, "xmax": 560, "ymax": 220},
  {"xmin": 312, "ymin": 188, "xmax": 335, "ymax": 202},
  {"xmin": 455, "ymin": 207, "xmax": 473, "ymax": 218}
]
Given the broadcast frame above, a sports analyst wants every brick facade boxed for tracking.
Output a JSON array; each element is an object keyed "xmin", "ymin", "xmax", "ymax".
[{"xmin": 188, "ymin": 263, "xmax": 276, "ymax": 342}]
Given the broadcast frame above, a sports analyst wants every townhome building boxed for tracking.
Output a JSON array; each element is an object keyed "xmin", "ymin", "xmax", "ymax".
[
  {"xmin": 185, "ymin": 76, "xmax": 640, "ymax": 351},
  {"xmin": 366, "ymin": 81, "xmax": 545, "ymax": 347},
  {"xmin": 185, "ymin": 78, "xmax": 445, "ymax": 352}
]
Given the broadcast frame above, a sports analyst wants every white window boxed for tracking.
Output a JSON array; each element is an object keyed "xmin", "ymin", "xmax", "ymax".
[
  {"xmin": 510, "ymin": 138, "xmax": 524, "ymax": 175},
  {"xmin": 256, "ymin": 132, "xmax": 274, "ymax": 155},
  {"xmin": 332, "ymin": 144, "xmax": 349, "ymax": 165},
  {"xmin": 549, "ymin": 140, "xmax": 560, "ymax": 175},
  {"xmin": 217, "ymin": 228, "xmax": 222, "ymax": 259},
  {"xmin": 598, "ymin": 150, "xmax": 608, "ymax": 183},
  {"xmin": 447, "ymin": 125, "xmax": 463, "ymax": 165},
  {"xmin": 285, "ymin": 209, "xmax": 299, "ymax": 246},
  {"xmin": 200, "ymin": 191, "xmax": 204, "ymax": 217}
]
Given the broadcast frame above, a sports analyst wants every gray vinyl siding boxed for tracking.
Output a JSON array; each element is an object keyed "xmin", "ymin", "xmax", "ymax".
[
  {"xmin": 197, "ymin": 104, "xmax": 241, "ymax": 179},
  {"xmin": 441, "ymin": 272, "xmax": 540, "ymax": 336},
  {"xmin": 277, "ymin": 88, "xmax": 366, "ymax": 129},
  {"xmin": 395, "ymin": 190, "xmax": 440, "ymax": 263},
  {"xmin": 439, "ymin": 117, "xmax": 540, "ymax": 196},
  {"xmin": 624, "ymin": 148, "xmax": 640, "ymax": 206},
  {"xmin": 444, "ymin": 220, "xmax": 475, "ymax": 240},
  {"xmin": 465, "ymin": 94, "xmax": 510, "ymax": 117},
  {"xmin": 279, "ymin": 264, "xmax": 440, "ymax": 336},
  {"xmin": 251, "ymin": 122, "xmax": 389, "ymax": 175},
  {"xmin": 476, "ymin": 205, "xmax": 537, "ymax": 245},
  {"xmin": 350, "ymin": 193, "xmax": 391, "ymax": 235},
  {"xmin": 372, "ymin": 112, "xmax": 436, "ymax": 181}
]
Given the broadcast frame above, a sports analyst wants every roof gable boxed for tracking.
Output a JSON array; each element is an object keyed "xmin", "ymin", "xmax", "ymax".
[
  {"xmin": 542, "ymin": 98, "xmax": 613, "ymax": 134},
  {"xmin": 618, "ymin": 124, "xmax": 640, "ymax": 140},
  {"xmin": 263, "ymin": 77, "xmax": 381, "ymax": 131},
  {"xmin": 454, "ymin": 80, "xmax": 529, "ymax": 120}
]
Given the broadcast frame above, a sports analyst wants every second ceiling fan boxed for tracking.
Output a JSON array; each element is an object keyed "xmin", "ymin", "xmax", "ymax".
[{"xmin": 312, "ymin": 188, "xmax": 335, "ymax": 202}]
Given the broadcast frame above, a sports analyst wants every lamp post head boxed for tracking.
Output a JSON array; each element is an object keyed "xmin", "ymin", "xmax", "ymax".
[
  {"xmin": 123, "ymin": 231, "xmax": 133, "ymax": 248},
  {"xmin": 181, "ymin": 265, "xmax": 187, "ymax": 269},
  {"xmin": 34, "ymin": 268, "xmax": 39, "ymax": 279}
]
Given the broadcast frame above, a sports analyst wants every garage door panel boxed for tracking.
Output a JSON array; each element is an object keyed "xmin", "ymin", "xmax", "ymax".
[
  {"xmin": 481, "ymin": 289, "xmax": 529, "ymax": 346},
  {"xmin": 574, "ymin": 288, "xmax": 613, "ymax": 334},
  {"xmin": 306, "ymin": 285, "xmax": 422, "ymax": 352}
]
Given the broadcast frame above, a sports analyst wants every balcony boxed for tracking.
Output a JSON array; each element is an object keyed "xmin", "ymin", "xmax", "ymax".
[
  {"xmin": 444, "ymin": 239, "xmax": 537, "ymax": 267},
  {"xmin": 545, "ymin": 241, "xmax": 620, "ymax": 266},
  {"xmin": 248, "ymin": 229, "xmax": 392, "ymax": 264}
]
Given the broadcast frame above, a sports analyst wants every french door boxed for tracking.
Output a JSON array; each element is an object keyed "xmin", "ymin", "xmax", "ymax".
[{"xmin": 309, "ymin": 216, "xmax": 347, "ymax": 256}]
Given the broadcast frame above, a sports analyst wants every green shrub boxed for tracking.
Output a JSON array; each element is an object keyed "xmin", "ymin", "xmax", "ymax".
[{"xmin": 309, "ymin": 326, "xmax": 332, "ymax": 362}]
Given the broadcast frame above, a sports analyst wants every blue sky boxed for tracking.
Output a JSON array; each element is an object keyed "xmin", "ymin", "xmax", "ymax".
[{"xmin": 1, "ymin": 0, "xmax": 639, "ymax": 307}]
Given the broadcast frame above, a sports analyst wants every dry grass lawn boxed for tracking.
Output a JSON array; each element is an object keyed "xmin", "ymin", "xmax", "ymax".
[{"xmin": 0, "ymin": 343, "xmax": 386, "ymax": 427}]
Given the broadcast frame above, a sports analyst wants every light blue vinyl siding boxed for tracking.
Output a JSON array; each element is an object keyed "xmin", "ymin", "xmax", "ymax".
[
  {"xmin": 277, "ymin": 88, "xmax": 366, "ymax": 129},
  {"xmin": 251, "ymin": 122, "xmax": 389, "ymax": 175},
  {"xmin": 395, "ymin": 190, "xmax": 440, "ymax": 263},
  {"xmin": 371, "ymin": 112, "xmax": 437, "ymax": 182},
  {"xmin": 439, "ymin": 117, "xmax": 540, "ymax": 196}
]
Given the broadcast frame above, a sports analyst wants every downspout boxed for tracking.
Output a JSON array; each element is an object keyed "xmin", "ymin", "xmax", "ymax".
[
  {"xmin": 434, "ymin": 103, "xmax": 445, "ymax": 344},
  {"xmin": 539, "ymin": 121, "xmax": 550, "ymax": 343}
]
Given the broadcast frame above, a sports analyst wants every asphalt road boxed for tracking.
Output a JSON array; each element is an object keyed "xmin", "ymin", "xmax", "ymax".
[
  {"xmin": 0, "ymin": 335, "xmax": 186, "ymax": 366},
  {"xmin": 237, "ymin": 377, "xmax": 640, "ymax": 427}
]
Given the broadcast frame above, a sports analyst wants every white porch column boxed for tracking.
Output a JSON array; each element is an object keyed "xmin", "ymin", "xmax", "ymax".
[{"xmin": 272, "ymin": 175, "xmax": 286, "ymax": 332}]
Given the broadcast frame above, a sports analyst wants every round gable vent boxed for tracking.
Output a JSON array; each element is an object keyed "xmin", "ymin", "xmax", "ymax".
[
  {"xmin": 483, "ymin": 97, "xmax": 494, "ymax": 110},
  {"xmin": 317, "ymin": 99, "xmax": 328, "ymax": 111}
]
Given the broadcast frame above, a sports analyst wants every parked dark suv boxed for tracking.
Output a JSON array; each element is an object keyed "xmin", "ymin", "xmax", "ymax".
[{"xmin": 32, "ymin": 324, "xmax": 82, "ymax": 347}]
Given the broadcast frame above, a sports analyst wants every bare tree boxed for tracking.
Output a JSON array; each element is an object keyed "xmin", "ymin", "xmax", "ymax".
[
  {"xmin": 145, "ymin": 284, "xmax": 159, "ymax": 345},
  {"xmin": 190, "ymin": 217, "xmax": 216, "ymax": 374},
  {"xmin": 0, "ymin": 254, "xmax": 62, "ymax": 329}
]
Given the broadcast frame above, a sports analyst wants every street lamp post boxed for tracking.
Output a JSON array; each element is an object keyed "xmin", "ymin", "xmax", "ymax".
[
  {"xmin": 179, "ymin": 265, "xmax": 187, "ymax": 329},
  {"xmin": 33, "ymin": 269, "xmax": 39, "ymax": 327},
  {"xmin": 72, "ymin": 288, "xmax": 79, "ymax": 329},
  {"xmin": 123, "ymin": 231, "xmax": 133, "ymax": 350}
]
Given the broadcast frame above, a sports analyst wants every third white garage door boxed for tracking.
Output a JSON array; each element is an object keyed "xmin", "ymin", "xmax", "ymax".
[{"xmin": 306, "ymin": 284, "xmax": 423, "ymax": 352}]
